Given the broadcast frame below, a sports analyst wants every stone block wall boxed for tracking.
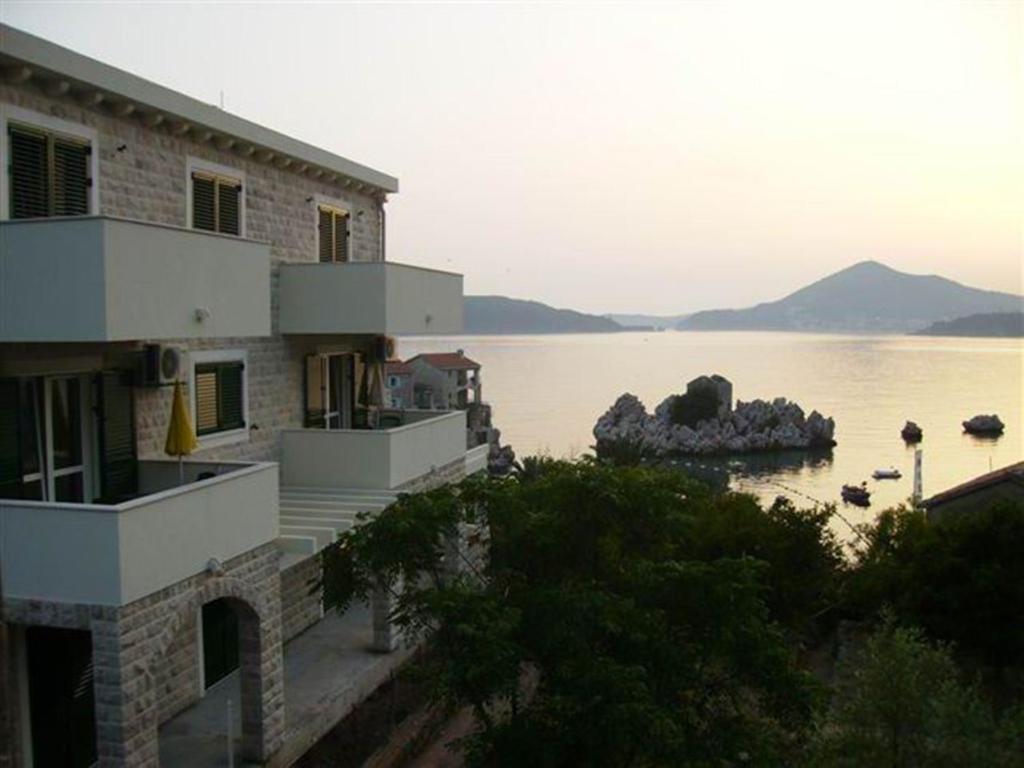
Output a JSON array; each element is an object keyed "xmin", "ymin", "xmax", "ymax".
[
  {"xmin": 0, "ymin": 79, "xmax": 386, "ymax": 466},
  {"xmin": 280, "ymin": 554, "xmax": 323, "ymax": 642},
  {"xmin": 1, "ymin": 542, "xmax": 284, "ymax": 767}
]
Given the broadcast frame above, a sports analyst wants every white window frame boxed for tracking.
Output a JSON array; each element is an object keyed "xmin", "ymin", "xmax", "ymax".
[
  {"xmin": 186, "ymin": 156, "xmax": 246, "ymax": 236},
  {"xmin": 188, "ymin": 349, "xmax": 249, "ymax": 449},
  {"xmin": 0, "ymin": 104, "xmax": 100, "ymax": 221},
  {"xmin": 313, "ymin": 193, "xmax": 355, "ymax": 262}
]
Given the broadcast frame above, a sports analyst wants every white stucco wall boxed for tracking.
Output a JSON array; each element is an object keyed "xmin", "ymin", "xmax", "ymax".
[
  {"xmin": 280, "ymin": 411, "xmax": 467, "ymax": 489},
  {"xmin": 0, "ymin": 462, "xmax": 278, "ymax": 605}
]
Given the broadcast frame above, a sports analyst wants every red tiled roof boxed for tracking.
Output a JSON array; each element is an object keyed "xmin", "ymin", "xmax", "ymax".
[
  {"xmin": 384, "ymin": 360, "xmax": 414, "ymax": 375},
  {"xmin": 409, "ymin": 352, "xmax": 480, "ymax": 371},
  {"xmin": 922, "ymin": 461, "xmax": 1024, "ymax": 509}
]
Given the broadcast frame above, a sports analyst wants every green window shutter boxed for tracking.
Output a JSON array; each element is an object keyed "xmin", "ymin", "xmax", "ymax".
[
  {"xmin": 195, "ymin": 362, "xmax": 245, "ymax": 434},
  {"xmin": 217, "ymin": 181, "xmax": 241, "ymax": 235},
  {"xmin": 318, "ymin": 207, "xmax": 333, "ymax": 263},
  {"xmin": 9, "ymin": 127, "xmax": 49, "ymax": 219},
  {"xmin": 336, "ymin": 212, "xmax": 349, "ymax": 262},
  {"xmin": 0, "ymin": 380, "xmax": 22, "ymax": 500},
  {"xmin": 95, "ymin": 372, "xmax": 138, "ymax": 503},
  {"xmin": 218, "ymin": 363, "xmax": 245, "ymax": 430},
  {"xmin": 192, "ymin": 174, "xmax": 216, "ymax": 231},
  {"xmin": 52, "ymin": 138, "xmax": 90, "ymax": 216}
]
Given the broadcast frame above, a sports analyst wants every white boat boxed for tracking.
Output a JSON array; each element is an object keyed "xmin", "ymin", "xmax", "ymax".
[{"xmin": 872, "ymin": 467, "xmax": 902, "ymax": 480}]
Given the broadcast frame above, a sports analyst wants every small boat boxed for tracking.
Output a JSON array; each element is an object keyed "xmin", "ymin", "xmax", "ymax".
[
  {"xmin": 872, "ymin": 467, "xmax": 902, "ymax": 480},
  {"xmin": 841, "ymin": 483, "xmax": 871, "ymax": 506}
]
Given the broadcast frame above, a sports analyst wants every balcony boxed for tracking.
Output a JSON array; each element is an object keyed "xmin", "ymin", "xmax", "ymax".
[
  {"xmin": 281, "ymin": 410, "xmax": 467, "ymax": 490},
  {"xmin": 0, "ymin": 216, "xmax": 271, "ymax": 342},
  {"xmin": 278, "ymin": 261, "xmax": 463, "ymax": 336},
  {"xmin": 0, "ymin": 460, "xmax": 278, "ymax": 606}
]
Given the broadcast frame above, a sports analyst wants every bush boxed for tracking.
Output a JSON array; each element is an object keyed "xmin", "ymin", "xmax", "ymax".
[
  {"xmin": 803, "ymin": 614, "xmax": 1023, "ymax": 767},
  {"xmin": 668, "ymin": 386, "xmax": 720, "ymax": 428},
  {"xmin": 847, "ymin": 500, "xmax": 1024, "ymax": 668}
]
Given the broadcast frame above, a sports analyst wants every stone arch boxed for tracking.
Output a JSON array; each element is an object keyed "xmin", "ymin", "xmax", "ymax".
[{"xmin": 147, "ymin": 575, "xmax": 280, "ymax": 763}]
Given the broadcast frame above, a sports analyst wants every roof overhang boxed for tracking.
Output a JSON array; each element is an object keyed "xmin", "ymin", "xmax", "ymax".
[{"xmin": 0, "ymin": 24, "xmax": 398, "ymax": 194}]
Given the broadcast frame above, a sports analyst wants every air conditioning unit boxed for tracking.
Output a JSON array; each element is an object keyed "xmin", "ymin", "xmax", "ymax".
[{"xmin": 139, "ymin": 344, "xmax": 187, "ymax": 387}]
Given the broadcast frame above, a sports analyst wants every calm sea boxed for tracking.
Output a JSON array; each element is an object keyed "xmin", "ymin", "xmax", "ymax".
[{"xmin": 400, "ymin": 332, "xmax": 1023, "ymax": 539}]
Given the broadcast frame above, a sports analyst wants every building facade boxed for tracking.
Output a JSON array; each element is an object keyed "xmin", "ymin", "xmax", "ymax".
[{"xmin": 0, "ymin": 25, "xmax": 474, "ymax": 767}]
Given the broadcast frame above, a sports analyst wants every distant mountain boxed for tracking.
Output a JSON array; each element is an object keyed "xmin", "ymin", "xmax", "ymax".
[
  {"xmin": 605, "ymin": 313, "xmax": 689, "ymax": 329},
  {"xmin": 677, "ymin": 261, "xmax": 1023, "ymax": 334},
  {"xmin": 914, "ymin": 312, "xmax": 1024, "ymax": 338},
  {"xmin": 465, "ymin": 296, "xmax": 623, "ymax": 334}
]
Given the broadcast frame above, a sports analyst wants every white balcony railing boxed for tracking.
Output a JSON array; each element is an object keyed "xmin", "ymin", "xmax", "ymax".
[
  {"xmin": 0, "ymin": 216, "xmax": 271, "ymax": 342},
  {"xmin": 0, "ymin": 460, "xmax": 278, "ymax": 606},
  {"xmin": 281, "ymin": 410, "xmax": 467, "ymax": 490},
  {"xmin": 278, "ymin": 261, "xmax": 463, "ymax": 336}
]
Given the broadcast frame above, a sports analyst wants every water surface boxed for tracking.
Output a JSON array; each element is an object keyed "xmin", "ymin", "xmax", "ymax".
[{"xmin": 401, "ymin": 332, "xmax": 1022, "ymax": 539}]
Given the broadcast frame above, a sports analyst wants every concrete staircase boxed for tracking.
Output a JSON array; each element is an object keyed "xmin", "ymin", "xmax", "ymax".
[{"xmin": 277, "ymin": 486, "xmax": 399, "ymax": 559}]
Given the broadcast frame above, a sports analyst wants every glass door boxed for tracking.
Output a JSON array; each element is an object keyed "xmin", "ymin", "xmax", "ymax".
[
  {"xmin": 306, "ymin": 355, "xmax": 355, "ymax": 430},
  {"xmin": 19, "ymin": 376, "xmax": 89, "ymax": 502}
]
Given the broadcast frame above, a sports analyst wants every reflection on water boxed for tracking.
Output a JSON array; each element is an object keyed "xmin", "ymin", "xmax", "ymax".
[{"xmin": 400, "ymin": 331, "xmax": 1023, "ymax": 541}]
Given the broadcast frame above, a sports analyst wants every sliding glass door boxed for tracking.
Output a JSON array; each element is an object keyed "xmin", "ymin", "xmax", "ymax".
[{"xmin": 18, "ymin": 376, "xmax": 89, "ymax": 502}]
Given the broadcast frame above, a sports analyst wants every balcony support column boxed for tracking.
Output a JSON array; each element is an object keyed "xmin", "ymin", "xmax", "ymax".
[{"xmin": 371, "ymin": 577, "xmax": 401, "ymax": 653}]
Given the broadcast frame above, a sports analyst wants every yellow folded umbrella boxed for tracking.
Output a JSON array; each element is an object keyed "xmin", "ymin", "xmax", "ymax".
[{"xmin": 165, "ymin": 380, "xmax": 198, "ymax": 482}]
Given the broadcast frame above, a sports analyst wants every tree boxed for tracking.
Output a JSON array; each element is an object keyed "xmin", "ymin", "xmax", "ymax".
[
  {"xmin": 847, "ymin": 500, "xmax": 1024, "ymax": 668},
  {"xmin": 333, "ymin": 460, "xmax": 822, "ymax": 767},
  {"xmin": 803, "ymin": 614, "xmax": 1023, "ymax": 767}
]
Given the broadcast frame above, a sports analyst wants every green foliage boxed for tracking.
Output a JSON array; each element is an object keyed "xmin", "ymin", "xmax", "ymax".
[
  {"xmin": 592, "ymin": 436, "xmax": 649, "ymax": 466},
  {"xmin": 847, "ymin": 500, "xmax": 1024, "ymax": 668},
  {"xmin": 333, "ymin": 462, "xmax": 821, "ymax": 767},
  {"xmin": 803, "ymin": 614, "xmax": 1024, "ymax": 768},
  {"xmin": 668, "ymin": 386, "xmax": 720, "ymax": 428}
]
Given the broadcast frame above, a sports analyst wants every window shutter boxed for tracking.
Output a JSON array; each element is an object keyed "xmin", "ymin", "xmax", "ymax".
[
  {"xmin": 95, "ymin": 372, "xmax": 138, "ymax": 503},
  {"xmin": 195, "ymin": 369, "xmax": 219, "ymax": 434},
  {"xmin": 192, "ymin": 174, "xmax": 217, "ymax": 232},
  {"xmin": 8, "ymin": 127, "xmax": 49, "ymax": 219},
  {"xmin": 217, "ymin": 181, "xmax": 241, "ymax": 235},
  {"xmin": 318, "ymin": 207, "xmax": 334, "ymax": 263},
  {"xmin": 52, "ymin": 138, "xmax": 90, "ymax": 216},
  {"xmin": 218, "ymin": 363, "xmax": 245, "ymax": 430},
  {"xmin": 0, "ymin": 380, "xmax": 22, "ymax": 500},
  {"xmin": 336, "ymin": 212, "xmax": 349, "ymax": 262}
]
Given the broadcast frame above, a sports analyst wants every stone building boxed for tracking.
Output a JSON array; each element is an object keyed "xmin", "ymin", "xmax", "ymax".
[
  {"xmin": 405, "ymin": 351, "xmax": 483, "ymax": 410},
  {"xmin": 0, "ymin": 25, "xmax": 484, "ymax": 767}
]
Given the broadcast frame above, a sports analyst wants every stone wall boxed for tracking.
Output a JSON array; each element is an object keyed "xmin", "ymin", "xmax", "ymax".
[
  {"xmin": 280, "ymin": 554, "xmax": 323, "ymax": 642},
  {"xmin": 0, "ymin": 79, "xmax": 386, "ymax": 465},
  {"xmin": 1, "ymin": 543, "xmax": 284, "ymax": 767}
]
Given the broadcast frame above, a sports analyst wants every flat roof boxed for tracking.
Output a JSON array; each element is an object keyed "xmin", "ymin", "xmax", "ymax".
[{"xmin": 0, "ymin": 24, "xmax": 398, "ymax": 193}]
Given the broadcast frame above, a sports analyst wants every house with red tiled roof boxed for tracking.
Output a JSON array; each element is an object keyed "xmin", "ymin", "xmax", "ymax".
[
  {"xmin": 922, "ymin": 461, "xmax": 1024, "ymax": 521},
  {"xmin": 396, "ymin": 350, "xmax": 482, "ymax": 410},
  {"xmin": 384, "ymin": 360, "xmax": 415, "ymax": 408}
]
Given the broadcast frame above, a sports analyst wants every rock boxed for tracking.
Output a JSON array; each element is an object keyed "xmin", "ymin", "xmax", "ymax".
[
  {"xmin": 962, "ymin": 414, "xmax": 1005, "ymax": 435},
  {"xmin": 593, "ymin": 376, "xmax": 836, "ymax": 458},
  {"xmin": 901, "ymin": 420, "xmax": 923, "ymax": 442}
]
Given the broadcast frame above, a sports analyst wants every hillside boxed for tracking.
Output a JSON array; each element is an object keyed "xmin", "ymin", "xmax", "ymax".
[
  {"xmin": 465, "ymin": 296, "xmax": 623, "ymax": 334},
  {"xmin": 914, "ymin": 312, "xmax": 1024, "ymax": 338},
  {"xmin": 606, "ymin": 313, "xmax": 689, "ymax": 329},
  {"xmin": 677, "ymin": 261, "xmax": 1023, "ymax": 333}
]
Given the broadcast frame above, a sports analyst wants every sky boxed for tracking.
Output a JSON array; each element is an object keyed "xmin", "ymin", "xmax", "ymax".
[{"xmin": 2, "ymin": 1, "xmax": 1021, "ymax": 314}]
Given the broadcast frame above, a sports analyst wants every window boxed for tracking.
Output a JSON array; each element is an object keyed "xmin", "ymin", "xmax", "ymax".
[
  {"xmin": 194, "ymin": 361, "xmax": 245, "ymax": 436},
  {"xmin": 191, "ymin": 171, "xmax": 242, "ymax": 235},
  {"xmin": 318, "ymin": 203, "xmax": 349, "ymax": 262},
  {"xmin": 7, "ymin": 123, "xmax": 91, "ymax": 219}
]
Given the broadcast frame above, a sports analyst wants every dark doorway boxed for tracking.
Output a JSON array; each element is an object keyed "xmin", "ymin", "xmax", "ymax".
[
  {"xmin": 26, "ymin": 626, "xmax": 97, "ymax": 767},
  {"xmin": 202, "ymin": 599, "xmax": 240, "ymax": 689}
]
